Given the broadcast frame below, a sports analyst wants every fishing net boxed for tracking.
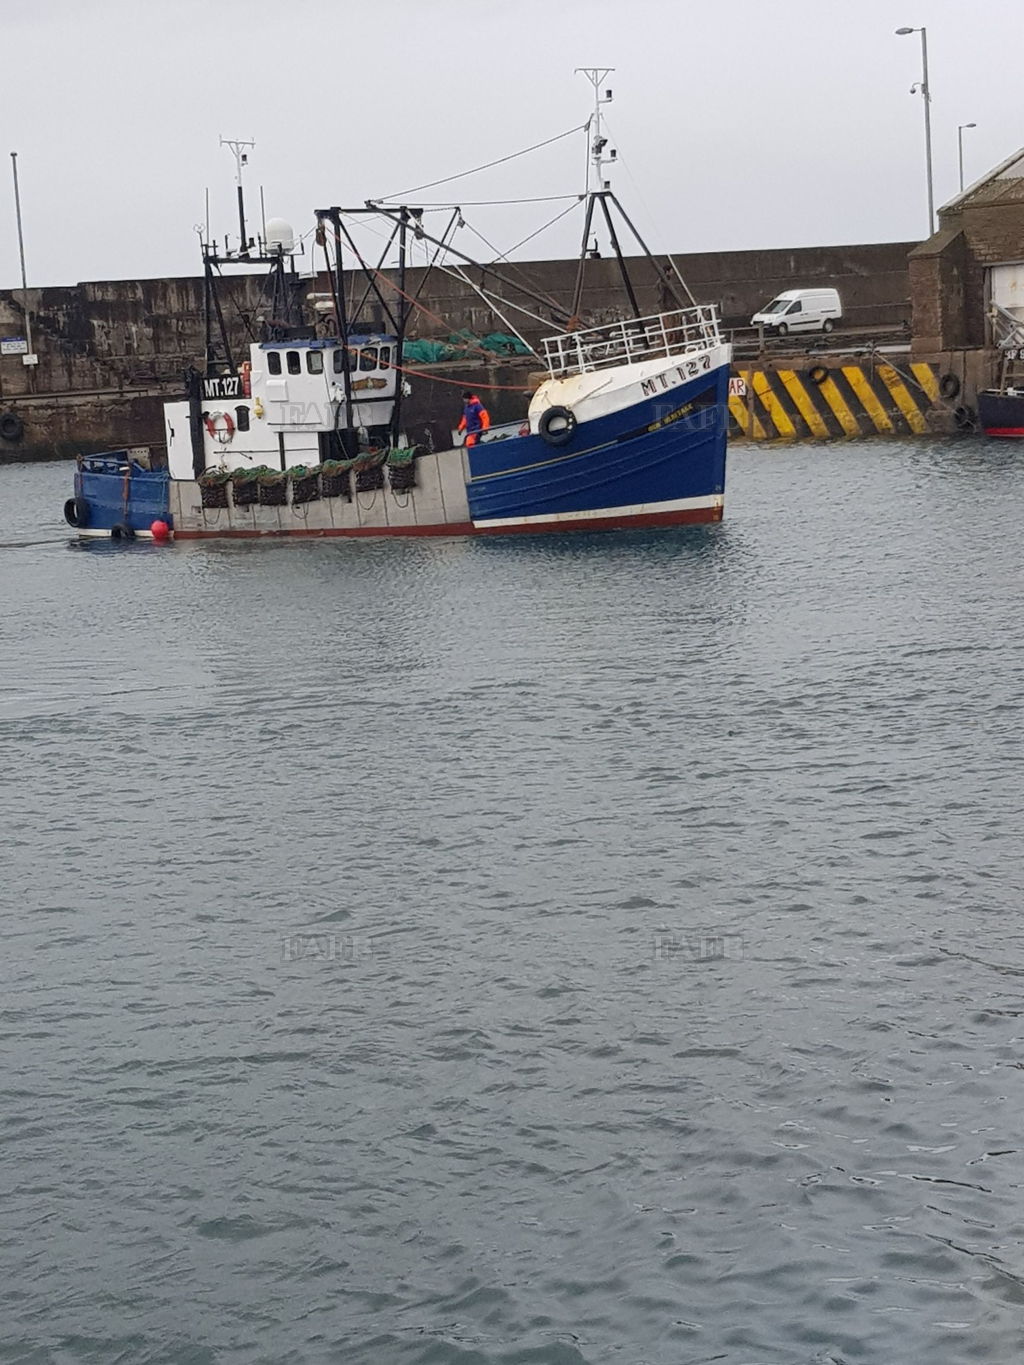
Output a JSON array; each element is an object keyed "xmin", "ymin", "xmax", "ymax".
[{"xmin": 287, "ymin": 465, "xmax": 321, "ymax": 505}]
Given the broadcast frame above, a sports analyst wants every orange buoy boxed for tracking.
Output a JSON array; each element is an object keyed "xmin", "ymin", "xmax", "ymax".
[{"xmin": 150, "ymin": 519, "xmax": 170, "ymax": 540}]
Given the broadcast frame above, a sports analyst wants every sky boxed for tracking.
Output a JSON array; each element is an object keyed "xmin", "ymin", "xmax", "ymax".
[{"xmin": 1, "ymin": 0, "xmax": 1021, "ymax": 290}]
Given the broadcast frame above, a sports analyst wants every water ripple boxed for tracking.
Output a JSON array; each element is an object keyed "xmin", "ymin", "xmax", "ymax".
[{"xmin": 0, "ymin": 444, "xmax": 1022, "ymax": 1362}]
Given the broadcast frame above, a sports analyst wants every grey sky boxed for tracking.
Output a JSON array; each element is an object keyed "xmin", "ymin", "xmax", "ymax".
[{"xmin": 1, "ymin": 0, "xmax": 1021, "ymax": 291}]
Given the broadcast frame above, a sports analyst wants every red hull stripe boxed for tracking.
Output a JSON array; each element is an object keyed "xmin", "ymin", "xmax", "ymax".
[
  {"xmin": 981, "ymin": 426, "xmax": 1024, "ymax": 438},
  {"xmin": 172, "ymin": 505, "xmax": 724, "ymax": 540}
]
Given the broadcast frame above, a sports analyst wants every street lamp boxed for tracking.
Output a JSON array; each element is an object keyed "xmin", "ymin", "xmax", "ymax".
[
  {"xmin": 9, "ymin": 152, "xmax": 35, "ymax": 380},
  {"xmin": 958, "ymin": 122, "xmax": 977, "ymax": 193},
  {"xmin": 896, "ymin": 25, "xmax": 935, "ymax": 237}
]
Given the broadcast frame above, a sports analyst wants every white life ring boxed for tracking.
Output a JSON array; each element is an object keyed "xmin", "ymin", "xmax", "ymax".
[{"xmin": 204, "ymin": 411, "xmax": 235, "ymax": 444}]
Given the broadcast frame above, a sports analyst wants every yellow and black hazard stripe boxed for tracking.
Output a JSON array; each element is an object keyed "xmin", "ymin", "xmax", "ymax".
[{"xmin": 729, "ymin": 362, "xmax": 941, "ymax": 440}]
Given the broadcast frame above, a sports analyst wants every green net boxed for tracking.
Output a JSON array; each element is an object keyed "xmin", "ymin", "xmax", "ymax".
[
  {"xmin": 402, "ymin": 339, "xmax": 454, "ymax": 363},
  {"xmin": 401, "ymin": 331, "xmax": 530, "ymax": 363},
  {"xmin": 480, "ymin": 332, "xmax": 531, "ymax": 356}
]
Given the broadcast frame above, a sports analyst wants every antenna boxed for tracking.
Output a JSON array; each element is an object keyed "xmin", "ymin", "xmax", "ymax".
[
  {"xmin": 574, "ymin": 68, "xmax": 615, "ymax": 192},
  {"xmin": 220, "ymin": 136, "xmax": 255, "ymax": 254}
]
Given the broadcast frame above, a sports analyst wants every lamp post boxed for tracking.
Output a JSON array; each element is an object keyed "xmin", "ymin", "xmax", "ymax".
[
  {"xmin": 9, "ymin": 152, "xmax": 34, "ymax": 366},
  {"xmin": 958, "ymin": 122, "xmax": 977, "ymax": 193},
  {"xmin": 896, "ymin": 26, "xmax": 935, "ymax": 237}
]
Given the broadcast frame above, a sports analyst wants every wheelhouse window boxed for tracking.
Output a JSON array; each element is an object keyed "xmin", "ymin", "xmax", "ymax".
[
  {"xmin": 378, "ymin": 345, "xmax": 392, "ymax": 368},
  {"xmin": 287, "ymin": 350, "xmax": 301, "ymax": 375},
  {"xmin": 359, "ymin": 347, "xmax": 378, "ymax": 371},
  {"xmin": 235, "ymin": 405, "xmax": 251, "ymax": 432},
  {"xmin": 306, "ymin": 350, "xmax": 324, "ymax": 374},
  {"xmin": 267, "ymin": 351, "xmax": 282, "ymax": 375},
  {"xmin": 333, "ymin": 348, "xmax": 348, "ymax": 374}
]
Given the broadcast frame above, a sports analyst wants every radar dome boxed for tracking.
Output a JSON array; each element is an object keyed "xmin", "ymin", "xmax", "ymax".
[{"xmin": 265, "ymin": 218, "xmax": 295, "ymax": 254}]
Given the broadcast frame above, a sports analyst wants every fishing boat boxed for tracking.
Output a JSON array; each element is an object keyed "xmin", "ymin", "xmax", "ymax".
[
  {"xmin": 62, "ymin": 78, "xmax": 731, "ymax": 540},
  {"xmin": 977, "ymin": 303, "xmax": 1024, "ymax": 437}
]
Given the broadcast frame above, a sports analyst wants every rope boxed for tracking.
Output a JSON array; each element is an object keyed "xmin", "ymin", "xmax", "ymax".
[
  {"xmin": 375, "ymin": 124, "xmax": 587, "ymax": 200},
  {"xmin": 394, "ymin": 361, "xmax": 534, "ymax": 393}
]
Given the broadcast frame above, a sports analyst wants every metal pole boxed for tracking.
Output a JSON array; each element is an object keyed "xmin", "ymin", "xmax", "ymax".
[
  {"xmin": 389, "ymin": 208, "xmax": 409, "ymax": 449},
  {"xmin": 10, "ymin": 152, "xmax": 34, "ymax": 360},
  {"xmin": 921, "ymin": 28, "xmax": 934, "ymax": 236},
  {"xmin": 329, "ymin": 214, "xmax": 355, "ymax": 447},
  {"xmin": 595, "ymin": 193, "xmax": 640, "ymax": 317},
  {"xmin": 957, "ymin": 123, "xmax": 976, "ymax": 194},
  {"xmin": 220, "ymin": 137, "xmax": 254, "ymax": 253}
]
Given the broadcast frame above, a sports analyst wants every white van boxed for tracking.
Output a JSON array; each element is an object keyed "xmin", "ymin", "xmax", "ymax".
[{"xmin": 751, "ymin": 288, "xmax": 842, "ymax": 335}]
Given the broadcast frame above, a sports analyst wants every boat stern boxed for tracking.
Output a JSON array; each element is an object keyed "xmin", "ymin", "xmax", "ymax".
[{"xmin": 64, "ymin": 452, "xmax": 172, "ymax": 538}]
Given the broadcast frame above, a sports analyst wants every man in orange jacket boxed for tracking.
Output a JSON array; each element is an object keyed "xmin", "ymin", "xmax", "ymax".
[{"xmin": 458, "ymin": 390, "xmax": 491, "ymax": 448}]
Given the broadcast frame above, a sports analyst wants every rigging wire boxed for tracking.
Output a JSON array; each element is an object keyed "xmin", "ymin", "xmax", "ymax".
[
  {"xmin": 457, "ymin": 218, "xmax": 566, "ymax": 314},
  {"xmin": 402, "ymin": 195, "xmax": 581, "ymax": 208},
  {"xmin": 339, "ymin": 209, "xmax": 560, "ymax": 338},
  {"xmin": 374, "ymin": 123, "xmax": 587, "ymax": 201},
  {"xmin": 495, "ymin": 198, "xmax": 583, "ymax": 261},
  {"xmin": 428, "ymin": 257, "xmax": 554, "ymax": 334},
  {"xmin": 447, "ymin": 261, "xmax": 537, "ymax": 356},
  {"xmin": 334, "ymin": 225, "xmax": 535, "ymax": 363}
]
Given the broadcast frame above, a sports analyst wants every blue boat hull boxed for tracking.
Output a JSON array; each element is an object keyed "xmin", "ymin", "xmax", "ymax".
[
  {"xmin": 466, "ymin": 364, "xmax": 729, "ymax": 529},
  {"xmin": 68, "ymin": 456, "xmax": 171, "ymax": 537}
]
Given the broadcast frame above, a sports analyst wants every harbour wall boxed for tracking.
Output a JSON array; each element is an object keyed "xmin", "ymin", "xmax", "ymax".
[
  {"xmin": 0, "ymin": 241, "xmax": 919, "ymax": 460},
  {"xmin": 725, "ymin": 348, "xmax": 990, "ymax": 441}
]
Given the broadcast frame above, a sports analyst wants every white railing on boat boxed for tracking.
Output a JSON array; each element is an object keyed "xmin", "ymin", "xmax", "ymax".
[{"xmin": 541, "ymin": 305, "xmax": 722, "ymax": 377}]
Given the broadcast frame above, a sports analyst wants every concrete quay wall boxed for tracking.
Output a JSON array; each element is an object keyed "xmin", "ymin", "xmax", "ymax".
[{"xmin": 0, "ymin": 240, "xmax": 917, "ymax": 460}]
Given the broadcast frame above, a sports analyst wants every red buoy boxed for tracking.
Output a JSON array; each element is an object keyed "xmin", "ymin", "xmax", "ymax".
[{"xmin": 150, "ymin": 519, "xmax": 170, "ymax": 541}]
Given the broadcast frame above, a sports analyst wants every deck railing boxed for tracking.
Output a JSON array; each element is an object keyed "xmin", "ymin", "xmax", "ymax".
[{"xmin": 541, "ymin": 305, "xmax": 723, "ymax": 377}]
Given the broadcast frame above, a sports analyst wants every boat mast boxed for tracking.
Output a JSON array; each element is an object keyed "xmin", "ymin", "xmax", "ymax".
[
  {"xmin": 577, "ymin": 67, "xmax": 614, "ymax": 198},
  {"xmin": 220, "ymin": 136, "xmax": 254, "ymax": 255},
  {"xmin": 572, "ymin": 68, "xmax": 640, "ymax": 319},
  {"xmin": 570, "ymin": 70, "xmax": 692, "ymax": 318}
]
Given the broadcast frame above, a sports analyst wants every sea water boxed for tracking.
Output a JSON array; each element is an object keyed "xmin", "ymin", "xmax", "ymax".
[{"xmin": 1, "ymin": 439, "xmax": 1022, "ymax": 1363}]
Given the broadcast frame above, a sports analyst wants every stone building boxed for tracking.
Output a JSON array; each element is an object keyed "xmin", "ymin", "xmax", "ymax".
[{"xmin": 910, "ymin": 147, "xmax": 1024, "ymax": 386}]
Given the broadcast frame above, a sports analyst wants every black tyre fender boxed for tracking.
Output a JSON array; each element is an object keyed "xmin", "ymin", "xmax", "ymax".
[
  {"xmin": 111, "ymin": 522, "xmax": 136, "ymax": 541},
  {"xmin": 538, "ymin": 405, "xmax": 577, "ymax": 447},
  {"xmin": 939, "ymin": 372, "xmax": 961, "ymax": 400},
  {"xmin": 953, "ymin": 404, "xmax": 977, "ymax": 430},
  {"xmin": 63, "ymin": 496, "xmax": 91, "ymax": 528},
  {"xmin": 0, "ymin": 411, "xmax": 24, "ymax": 442},
  {"xmin": 806, "ymin": 365, "xmax": 830, "ymax": 385}
]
